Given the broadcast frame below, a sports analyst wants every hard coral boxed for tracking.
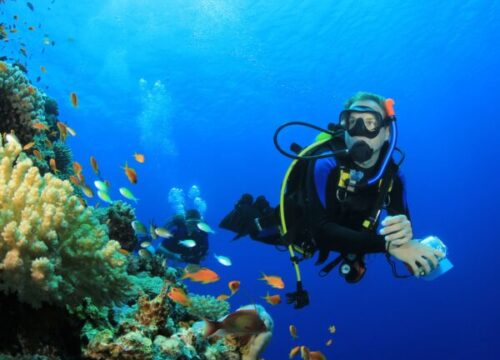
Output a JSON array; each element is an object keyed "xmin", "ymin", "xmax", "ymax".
[
  {"xmin": 0, "ymin": 135, "xmax": 131, "ymax": 308},
  {"xmin": 0, "ymin": 61, "xmax": 45, "ymax": 145},
  {"xmin": 96, "ymin": 200, "xmax": 137, "ymax": 251}
]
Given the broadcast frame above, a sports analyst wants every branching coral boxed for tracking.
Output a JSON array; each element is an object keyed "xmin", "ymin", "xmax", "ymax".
[{"xmin": 0, "ymin": 135, "xmax": 131, "ymax": 308}]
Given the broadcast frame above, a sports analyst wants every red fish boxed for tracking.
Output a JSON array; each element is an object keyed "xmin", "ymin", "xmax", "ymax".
[
  {"xmin": 228, "ymin": 280, "xmax": 240, "ymax": 295},
  {"xmin": 123, "ymin": 162, "xmax": 137, "ymax": 184},
  {"xmin": 90, "ymin": 156, "xmax": 99, "ymax": 175},
  {"xmin": 262, "ymin": 292, "xmax": 281, "ymax": 305},
  {"xmin": 70, "ymin": 92, "xmax": 78, "ymax": 107}
]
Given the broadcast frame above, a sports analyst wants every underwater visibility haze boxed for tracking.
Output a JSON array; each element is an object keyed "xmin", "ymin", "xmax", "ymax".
[{"xmin": 0, "ymin": 0, "xmax": 499, "ymax": 359}]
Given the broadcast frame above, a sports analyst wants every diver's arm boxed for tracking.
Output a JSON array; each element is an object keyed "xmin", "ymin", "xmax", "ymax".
[{"xmin": 315, "ymin": 219, "xmax": 386, "ymax": 254}]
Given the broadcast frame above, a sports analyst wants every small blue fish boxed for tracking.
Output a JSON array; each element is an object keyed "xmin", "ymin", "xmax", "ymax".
[
  {"xmin": 197, "ymin": 222, "xmax": 215, "ymax": 234},
  {"xmin": 131, "ymin": 220, "xmax": 147, "ymax": 235},
  {"xmin": 179, "ymin": 239, "xmax": 196, "ymax": 248},
  {"xmin": 214, "ymin": 254, "xmax": 232, "ymax": 267}
]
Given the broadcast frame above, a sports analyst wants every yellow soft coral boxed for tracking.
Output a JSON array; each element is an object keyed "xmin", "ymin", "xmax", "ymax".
[{"xmin": 0, "ymin": 134, "xmax": 131, "ymax": 308}]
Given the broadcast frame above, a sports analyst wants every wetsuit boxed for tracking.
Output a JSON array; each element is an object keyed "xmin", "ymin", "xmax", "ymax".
[
  {"xmin": 161, "ymin": 219, "xmax": 209, "ymax": 264},
  {"xmin": 311, "ymin": 146, "xmax": 410, "ymax": 263}
]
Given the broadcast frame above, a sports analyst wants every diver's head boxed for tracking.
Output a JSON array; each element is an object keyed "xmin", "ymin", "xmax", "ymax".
[{"xmin": 340, "ymin": 92, "xmax": 391, "ymax": 167}]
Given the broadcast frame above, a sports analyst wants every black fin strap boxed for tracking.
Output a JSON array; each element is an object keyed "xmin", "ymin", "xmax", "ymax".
[{"xmin": 319, "ymin": 254, "xmax": 344, "ymax": 277}]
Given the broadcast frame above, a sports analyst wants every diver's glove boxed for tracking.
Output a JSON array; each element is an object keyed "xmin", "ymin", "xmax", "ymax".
[
  {"xmin": 286, "ymin": 281, "xmax": 309, "ymax": 309},
  {"xmin": 219, "ymin": 194, "xmax": 262, "ymax": 240}
]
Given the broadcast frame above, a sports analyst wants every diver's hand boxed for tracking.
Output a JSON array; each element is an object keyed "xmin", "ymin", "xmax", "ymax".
[
  {"xmin": 388, "ymin": 240, "xmax": 444, "ymax": 278},
  {"xmin": 380, "ymin": 215, "xmax": 413, "ymax": 247}
]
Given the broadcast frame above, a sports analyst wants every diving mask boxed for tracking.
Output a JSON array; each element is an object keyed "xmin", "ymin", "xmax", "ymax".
[{"xmin": 339, "ymin": 106, "xmax": 388, "ymax": 139}]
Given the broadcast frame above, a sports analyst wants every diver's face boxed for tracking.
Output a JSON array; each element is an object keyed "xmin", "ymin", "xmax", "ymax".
[{"xmin": 344, "ymin": 100, "xmax": 389, "ymax": 163}]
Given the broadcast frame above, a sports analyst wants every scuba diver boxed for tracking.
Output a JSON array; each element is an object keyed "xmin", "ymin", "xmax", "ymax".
[
  {"xmin": 220, "ymin": 92, "xmax": 445, "ymax": 309},
  {"xmin": 157, "ymin": 209, "xmax": 209, "ymax": 264}
]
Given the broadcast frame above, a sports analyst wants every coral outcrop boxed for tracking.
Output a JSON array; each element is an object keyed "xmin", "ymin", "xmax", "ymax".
[
  {"xmin": 0, "ymin": 135, "xmax": 131, "ymax": 308},
  {"xmin": 96, "ymin": 200, "xmax": 137, "ymax": 251},
  {"xmin": 0, "ymin": 61, "xmax": 45, "ymax": 145}
]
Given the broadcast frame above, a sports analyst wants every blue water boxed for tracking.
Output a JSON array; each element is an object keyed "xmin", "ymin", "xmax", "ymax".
[{"xmin": 2, "ymin": 0, "xmax": 499, "ymax": 358}]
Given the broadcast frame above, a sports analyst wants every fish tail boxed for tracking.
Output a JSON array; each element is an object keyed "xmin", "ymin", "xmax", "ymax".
[
  {"xmin": 259, "ymin": 272, "xmax": 267, "ymax": 280},
  {"xmin": 203, "ymin": 318, "xmax": 220, "ymax": 338}
]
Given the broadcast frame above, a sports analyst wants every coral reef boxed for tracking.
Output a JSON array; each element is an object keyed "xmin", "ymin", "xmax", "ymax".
[
  {"xmin": 81, "ymin": 272, "xmax": 273, "ymax": 360},
  {"xmin": 0, "ymin": 61, "xmax": 75, "ymax": 181},
  {"xmin": 0, "ymin": 135, "xmax": 131, "ymax": 308},
  {"xmin": 96, "ymin": 200, "xmax": 137, "ymax": 251},
  {"xmin": 188, "ymin": 294, "xmax": 230, "ymax": 321},
  {"xmin": 0, "ymin": 61, "xmax": 45, "ymax": 145}
]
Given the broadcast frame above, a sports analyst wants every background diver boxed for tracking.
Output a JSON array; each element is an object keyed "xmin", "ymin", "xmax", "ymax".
[
  {"xmin": 220, "ymin": 91, "xmax": 445, "ymax": 308},
  {"xmin": 157, "ymin": 209, "xmax": 209, "ymax": 265}
]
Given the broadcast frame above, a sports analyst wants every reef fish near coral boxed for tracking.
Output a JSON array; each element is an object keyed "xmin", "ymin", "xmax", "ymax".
[
  {"xmin": 119, "ymin": 187, "xmax": 138, "ymax": 203},
  {"xmin": 204, "ymin": 309, "xmax": 267, "ymax": 338},
  {"xmin": 182, "ymin": 267, "xmax": 220, "ymax": 284}
]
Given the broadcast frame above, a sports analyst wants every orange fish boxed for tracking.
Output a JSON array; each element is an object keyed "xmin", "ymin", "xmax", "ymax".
[
  {"xmin": 167, "ymin": 287, "xmax": 191, "ymax": 307},
  {"xmin": 69, "ymin": 175, "xmax": 80, "ymax": 186},
  {"xmin": 328, "ymin": 325, "xmax": 336, "ymax": 334},
  {"xmin": 49, "ymin": 158, "xmax": 59, "ymax": 173},
  {"xmin": 289, "ymin": 346, "xmax": 301, "ymax": 359},
  {"xmin": 27, "ymin": 86, "xmax": 36, "ymax": 95},
  {"xmin": 123, "ymin": 162, "xmax": 137, "ymax": 184},
  {"xmin": 228, "ymin": 280, "xmax": 240, "ymax": 295},
  {"xmin": 56, "ymin": 121, "xmax": 68, "ymax": 142},
  {"xmin": 44, "ymin": 139, "xmax": 53, "ymax": 149},
  {"xmin": 325, "ymin": 339, "xmax": 333, "ymax": 346},
  {"xmin": 262, "ymin": 292, "xmax": 281, "ymax": 305},
  {"xmin": 259, "ymin": 273, "xmax": 285, "ymax": 289},
  {"xmin": 118, "ymin": 248, "xmax": 131, "ymax": 256},
  {"xmin": 309, "ymin": 351, "xmax": 326, "ymax": 360},
  {"xmin": 70, "ymin": 92, "xmax": 78, "ymax": 107},
  {"xmin": 182, "ymin": 267, "xmax": 220, "ymax": 284},
  {"xmin": 133, "ymin": 152, "xmax": 145, "ymax": 163},
  {"xmin": 90, "ymin": 156, "xmax": 99, "ymax": 175},
  {"xmin": 289, "ymin": 324, "xmax": 298, "ymax": 339},
  {"xmin": 32, "ymin": 122, "xmax": 48, "ymax": 131},
  {"xmin": 33, "ymin": 149, "xmax": 43, "ymax": 160},
  {"xmin": 10, "ymin": 28, "xmax": 18, "ymax": 33},
  {"xmin": 0, "ymin": 61, "xmax": 7, "ymax": 72},
  {"xmin": 216, "ymin": 294, "xmax": 230, "ymax": 301},
  {"xmin": 22, "ymin": 142, "xmax": 35, "ymax": 150},
  {"xmin": 73, "ymin": 161, "xmax": 83, "ymax": 174},
  {"xmin": 81, "ymin": 184, "xmax": 94, "ymax": 198}
]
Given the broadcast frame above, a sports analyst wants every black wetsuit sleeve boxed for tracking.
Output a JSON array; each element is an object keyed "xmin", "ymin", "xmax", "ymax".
[{"xmin": 313, "ymin": 213, "xmax": 387, "ymax": 254}]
